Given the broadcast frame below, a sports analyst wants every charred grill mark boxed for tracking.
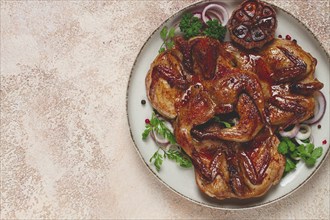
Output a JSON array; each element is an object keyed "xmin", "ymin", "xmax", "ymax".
[
  {"xmin": 192, "ymin": 150, "xmax": 213, "ymax": 182},
  {"xmin": 269, "ymin": 95, "xmax": 305, "ymax": 114},
  {"xmin": 192, "ymin": 149, "xmax": 225, "ymax": 183},
  {"xmin": 154, "ymin": 65, "xmax": 188, "ymax": 89},
  {"xmin": 191, "ymin": 38, "xmax": 219, "ymax": 80},
  {"xmin": 227, "ymin": 160, "xmax": 245, "ymax": 195},
  {"xmin": 269, "ymin": 95, "xmax": 308, "ymax": 128},
  {"xmin": 271, "ymin": 46, "xmax": 307, "ymax": 83},
  {"xmin": 290, "ymin": 81, "xmax": 324, "ymax": 96},
  {"xmin": 174, "ymin": 36, "xmax": 194, "ymax": 74}
]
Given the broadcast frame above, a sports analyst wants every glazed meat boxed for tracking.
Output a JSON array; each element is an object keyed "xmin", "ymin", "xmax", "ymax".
[
  {"xmin": 145, "ymin": 35, "xmax": 323, "ymax": 200},
  {"xmin": 223, "ymin": 39, "xmax": 323, "ymax": 128},
  {"xmin": 174, "ymin": 84, "xmax": 284, "ymax": 199},
  {"xmin": 191, "ymin": 93, "xmax": 263, "ymax": 142},
  {"xmin": 194, "ymin": 129, "xmax": 285, "ymax": 199},
  {"xmin": 145, "ymin": 49, "xmax": 188, "ymax": 119}
]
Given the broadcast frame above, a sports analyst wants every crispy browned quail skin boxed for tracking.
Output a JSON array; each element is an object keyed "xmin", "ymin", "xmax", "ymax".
[
  {"xmin": 174, "ymin": 84, "xmax": 285, "ymax": 199},
  {"xmin": 223, "ymin": 38, "xmax": 323, "ymax": 129},
  {"xmin": 194, "ymin": 128, "xmax": 285, "ymax": 200},
  {"xmin": 145, "ymin": 48, "xmax": 188, "ymax": 119},
  {"xmin": 145, "ymin": 34, "xmax": 322, "ymax": 200}
]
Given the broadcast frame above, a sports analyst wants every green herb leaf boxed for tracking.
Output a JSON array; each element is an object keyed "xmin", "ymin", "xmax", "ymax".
[
  {"xmin": 306, "ymin": 143, "xmax": 314, "ymax": 154},
  {"xmin": 166, "ymin": 149, "xmax": 192, "ymax": 168},
  {"xmin": 213, "ymin": 116, "xmax": 232, "ymax": 128},
  {"xmin": 150, "ymin": 150, "xmax": 164, "ymax": 171},
  {"xmin": 285, "ymin": 158, "xmax": 296, "ymax": 172},
  {"xmin": 278, "ymin": 136, "xmax": 323, "ymax": 175},
  {"xmin": 158, "ymin": 47, "xmax": 166, "ymax": 53},
  {"xmin": 305, "ymin": 157, "xmax": 316, "ymax": 166},
  {"xmin": 301, "ymin": 138, "xmax": 310, "ymax": 143},
  {"xmin": 288, "ymin": 141, "xmax": 296, "ymax": 152},
  {"xmin": 311, "ymin": 147, "xmax": 323, "ymax": 159},
  {"xmin": 204, "ymin": 19, "xmax": 227, "ymax": 41},
  {"xmin": 278, "ymin": 141, "xmax": 288, "ymax": 154},
  {"xmin": 142, "ymin": 112, "xmax": 176, "ymax": 144},
  {"xmin": 168, "ymin": 27, "xmax": 175, "ymax": 39},
  {"xmin": 179, "ymin": 13, "xmax": 203, "ymax": 39},
  {"xmin": 165, "ymin": 41, "xmax": 175, "ymax": 50},
  {"xmin": 159, "ymin": 26, "xmax": 176, "ymax": 53},
  {"xmin": 142, "ymin": 125, "xmax": 152, "ymax": 140},
  {"xmin": 160, "ymin": 26, "xmax": 168, "ymax": 41}
]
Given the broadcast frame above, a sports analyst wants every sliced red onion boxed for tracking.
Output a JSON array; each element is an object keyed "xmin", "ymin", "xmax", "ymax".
[
  {"xmin": 279, "ymin": 124, "xmax": 300, "ymax": 138},
  {"xmin": 193, "ymin": 11, "xmax": 211, "ymax": 23},
  {"xmin": 295, "ymin": 124, "xmax": 312, "ymax": 140},
  {"xmin": 295, "ymin": 135, "xmax": 314, "ymax": 146},
  {"xmin": 192, "ymin": 11, "xmax": 202, "ymax": 19},
  {"xmin": 167, "ymin": 144, "xmax": 181, "ymax": 152},
  {"xmin": 304, "ymin": 91, "xmax": 326, "ymax": 125},
  {"xmin": 202, "ymin": 4, "xmax": 229, "ymax": 25},
  {"xmin": 206, "ymin": 10, "xmax": 224, "ymax": 24},
  {"xmin": 150, "ymin": 130, "xmax": 169, "ymax": 147}
]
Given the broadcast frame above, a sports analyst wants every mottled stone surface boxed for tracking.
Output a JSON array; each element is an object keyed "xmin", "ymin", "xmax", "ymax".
[{"xmin": 1, "ymin": 0, "xmax": 329, "ymax": 219}]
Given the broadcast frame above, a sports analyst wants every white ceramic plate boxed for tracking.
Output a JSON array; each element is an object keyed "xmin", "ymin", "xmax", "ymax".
[{"xmin": 126, "ymin": 0, "xmax": 329, "ymax": 209}]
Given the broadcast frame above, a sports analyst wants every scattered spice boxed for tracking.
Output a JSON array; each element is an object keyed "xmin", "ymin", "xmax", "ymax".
[
  {"xmin": 322, "ymin": 140, "xmax": 327, "ymax": 145},
  {"xmin": 292, "ymin": 39, "xmax": 297, "ymax": 43},
  {"xmin": 141, "ymin": 99, "xmax": 146, "ymax": 105},
  {"xmin": 145, "ymin": 119, "xmax": 150, "ymax": 124},
  {"xmin": 278, "ymin": 34, "xmax": 282, "ymax": 38},
  {"xmin": 317, "ymin": 124, "xmax": 321, "ymax": 129},
  {"xmin": 286, "ymin": 35, "xmax": 291, "ymax": 40}
]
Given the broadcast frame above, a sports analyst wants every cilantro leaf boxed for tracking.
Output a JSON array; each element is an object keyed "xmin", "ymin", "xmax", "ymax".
[
  {"xmin": 278, "ymin": 136, "xmax": 323, "ymax": 175},
  {"xmin": 204, "ymin": 19, "xmax": 227, "ymax": 41},
  {"xmin": 284, "ymin": 158, "xmax": 296, "ymax": 172},
  {"xmin": 179, "ymin": 13, "xmax": 203, "ymax": 39},
  {"xmin": 278, "ymin": 141, "xmax": 288, "ymax": 154},
  {"xmin": 304, "ymin": 157, "xmax": 316, "ymax": 167},
  {"xmin": 306, "ymin": 143, "xmax": 314, "ymax": 154},
  {"xmin": 311, "ymin": 147, "xmax": 323, "ymax": 159}
]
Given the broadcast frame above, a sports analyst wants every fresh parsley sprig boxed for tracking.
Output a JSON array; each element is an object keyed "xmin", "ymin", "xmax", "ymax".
[
  {"xmin": 278, "ymin": 137, "xmax": 323, "ymax": 174},
  {"xmin": 159, "ymin": 26, "xmax": 176, "ymax": 53},
  {"xmin": 143, "ymin": 112, "xmax": 192, "ymax": 171},
  {"xmin": 179, "ymin": 13, "xmax": 203, "ymax": 39},
  {"xmin": 179, "ymin": 13, "xmax": 227, "ymax": 41},
  {"xmin": 204, "ymin": 19, "xmax": 227, "ymax": 41}
]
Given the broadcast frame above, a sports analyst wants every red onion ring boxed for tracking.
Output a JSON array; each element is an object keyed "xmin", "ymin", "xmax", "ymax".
[
  {"xmin": 150, "ymin": 130, "xmax": 170, "ymax": 147},
  {"xmin": 295, "ymin": 124, "xmax": 312, "ymax": 140},
  {"xmin": 295, "ymin": 135, "xmax": 314, "ymax": 146},
  {"xmin": 206, "ymin": 10, "xmax": 224, "ymax": 24},
  {"xmin": 304, "ymin": 91, "xmax": 326, "ymax": 125},
  {"xmin": 192, "ymin": 11, "xmax": 211, "ymax": 24},
  {"xmin": 202, "ymin": 4, "xmax": 229, "ymax": 25},
  {"xmin": 279, "ymin": 124, "xmax": 300, "ymax": 138}
]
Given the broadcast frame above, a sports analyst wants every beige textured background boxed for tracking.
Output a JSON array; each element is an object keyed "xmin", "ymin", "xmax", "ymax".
[{"xmin": 1, "ymin": 0, "xmax": 329, "ymax": 219}]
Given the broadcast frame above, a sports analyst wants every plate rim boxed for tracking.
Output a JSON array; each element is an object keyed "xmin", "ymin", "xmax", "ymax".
[{"xmin": 126, "ymin": 0, "xmax": 330, "ymax": 210}]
